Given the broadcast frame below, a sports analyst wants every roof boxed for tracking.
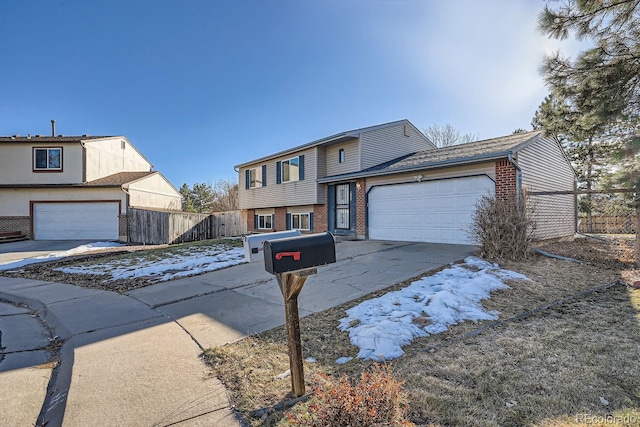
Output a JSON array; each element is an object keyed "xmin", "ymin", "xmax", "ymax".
[
  {"xmin": 0, "ymin": 171, "xmax": 157, "ymax": 189},
  {"xmin": 234, "ymin": 119, "xmax": 417, "ymax": 168},
  {"xmin": 318, "ymin": 130, "xmax": 543, "ymax": 183},
  {"xmin": 85, "ymin": 171, "xmax": 156, "ymax": 186},
  {"xmin": 0, "ymin": 135, "xmax": 110, "ymax": 143}
]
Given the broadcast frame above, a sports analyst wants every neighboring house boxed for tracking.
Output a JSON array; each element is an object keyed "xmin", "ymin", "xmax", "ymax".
[
  {"xmin": 0, "ymin": 134, "xmax": 182, "ymax": 241},
  {"xmin": 236, "ymin": 119, "xmax": 576, "ymax": 245}
]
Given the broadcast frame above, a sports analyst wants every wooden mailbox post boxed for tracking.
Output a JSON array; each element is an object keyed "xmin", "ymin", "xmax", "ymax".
[{"xmin": 263, "ymin": 232, "xmax": 336, "ymax": 397}]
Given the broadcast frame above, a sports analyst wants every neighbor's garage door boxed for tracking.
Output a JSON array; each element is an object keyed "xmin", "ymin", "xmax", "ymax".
[
  {"xmin": 368, "ymin": 175, "xmax": 494, "ymax": 244},
  {"xmin": 33, "ymin": 202, "xmax": 119, "ymax": 240}
]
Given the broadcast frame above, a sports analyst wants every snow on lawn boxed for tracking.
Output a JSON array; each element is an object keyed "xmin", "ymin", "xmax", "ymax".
[
  {"xmin": 55, "ymin": 244, "xmax": 246, "ymax": 282},
  {"xmin": 0, "ymin": 242, "xmax": 123, "ymax": 271},
  {"xmin": 338, "ymin": 256, "xmax": 529, "ymax": 361}
]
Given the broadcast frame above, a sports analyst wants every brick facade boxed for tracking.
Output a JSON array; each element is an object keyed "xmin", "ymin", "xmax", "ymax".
[
  {"xmin": 355, "ymin": 178, "xmax": 367, "ymax": 239},
  {"xmin": 274, "ymin": 207, "xmax": 287, "ymax": 231},
  {"xmin": 0, "ymin": 217, "xmax": 31, "ymax": 238},
  {"xmin": 246, "ymin": 209, "xmax": 255, "ymax": 232},
  {"xmin": 313, "ymin": 203, "xmax": 328, "ymax": 232},
  {"xmin": 119, "ymin": 215, "xmax": 127, "ymax": 239},
  {"xmin": 495, "ymin": 160, "xmax": 517, "ymax": 200}
]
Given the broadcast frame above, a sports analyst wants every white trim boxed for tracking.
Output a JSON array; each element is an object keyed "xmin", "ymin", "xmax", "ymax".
[{"xmin": 290, "ymin": 212, "xmax": 310, "ymax": 231}]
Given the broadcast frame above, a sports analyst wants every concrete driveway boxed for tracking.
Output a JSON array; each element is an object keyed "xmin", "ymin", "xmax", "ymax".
[{"xmin": 0, "ymin": 240, "xmax": 99, "ymax": 264}]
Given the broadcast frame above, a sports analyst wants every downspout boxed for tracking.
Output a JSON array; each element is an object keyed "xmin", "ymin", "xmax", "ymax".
[
  {"xmin": 507, "ymin": 153, "xmax": 522, "ymax": 199},
  {"xmin": 122, "ymin": 185, "xmax": 130, "ymax": 243},
  {"xmin": 80, "ymin": 141, "xmax": 87, "ymax": 183}
]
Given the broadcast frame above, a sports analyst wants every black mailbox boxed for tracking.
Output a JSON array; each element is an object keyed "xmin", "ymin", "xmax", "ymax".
[{"xmin": 264, "ymin": 232, "xmax": 336, "ymax": 274}]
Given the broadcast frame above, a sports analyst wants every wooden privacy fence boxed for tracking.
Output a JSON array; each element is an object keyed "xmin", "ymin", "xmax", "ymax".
[
  {"xmin": 578, "ymin": 215, "xmax": 636, "ymax": 234},
  {"xmin": 128, "ymin": 208, "xmax": 247, "ymax": 245}
]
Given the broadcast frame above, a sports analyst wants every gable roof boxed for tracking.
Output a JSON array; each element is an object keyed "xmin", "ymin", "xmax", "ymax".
[
  {"xmin": 317, "ymin": 130, "xmax": 544, "ymax": 183},
  {"xmin": 0, "ymin": 135, "xmax": 109, "ymax": 143},
  {"xmin": 234, "ymin": 119, "xmax": 421, "ymax": 168},
  {"xmin": 85, "ymin": 171, "xmax": 157, "ymax": 186}
]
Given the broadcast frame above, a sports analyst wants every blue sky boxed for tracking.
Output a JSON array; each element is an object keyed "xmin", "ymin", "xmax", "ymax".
[{"xmin": 0, "ymin": 1, "xmax": 584, "ymax": 188}]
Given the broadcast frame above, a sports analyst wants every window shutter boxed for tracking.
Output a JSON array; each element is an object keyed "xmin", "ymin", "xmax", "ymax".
[
  {"xmin": 299, "ymin": 155, "xmax": 305, "ymax": 181},
  {"xmin": 245, "ymin": 170, "xmax": 250, "ymax": 189},
  {"xmin": 309, "ymin": 213, "xmax": 314, "ymax": 231},
  {"xmin": 276, "ymin": 161, "xmax": 282, "ymax": 184},
  {"xmin": 254, "ymin": 214, "xmax": 258, "ymax": 230},
  {"xmin": 262, "ymin": 165, "xmax": 267, "ymax": 187},
  {"xmin": 271, "ymin": 214, "xmax": 275, "ymax": 229},
  {"xmin": 286, "ymin": 213, "xmax": 292, "ymax": 230}
]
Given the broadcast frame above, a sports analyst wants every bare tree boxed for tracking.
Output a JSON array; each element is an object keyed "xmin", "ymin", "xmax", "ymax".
[
  {"xmin": 210, "ymin": 179, "xmax": 238, "ymax": 212},
  {"xmin": 423, "ymin": 124, "xmax": 477, "ymax": 148}
]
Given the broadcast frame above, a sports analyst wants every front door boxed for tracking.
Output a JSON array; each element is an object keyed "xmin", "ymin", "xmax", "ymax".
[{"xmin": 335, "ymin": 183, "xmax": 350, "ymax": 230}]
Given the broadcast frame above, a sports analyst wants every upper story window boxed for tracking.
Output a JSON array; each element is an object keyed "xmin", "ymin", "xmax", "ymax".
[
  {"xmin": 338, "ymin": 148, "xmax": 345, "ymax": 163},
  {"xmin": 245, "ymin": 165, "xmax": 266, "ymax": 189},
  {"xmin": 276, "ymin": 155, "xmax": 304, "ymax": 184},
  {"xmin": 249, "ymin": 167, "xmax": 263, "ymax": 188},
  {"xmin": 33, "ymin": 147, "xmax": 62, "ymax": 171},
  {"xmin": 282, "ymin": 156, "xmax": 300, "ymax": 182}
]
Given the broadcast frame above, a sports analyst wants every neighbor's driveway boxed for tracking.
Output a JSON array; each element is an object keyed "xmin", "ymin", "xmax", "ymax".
[
  {"xmin": 127, "ymin": 240, "xmax": 476, "ymax": 348},
  {"xmin": 0, "ymin": 240, "xmax": 98, "ymax": 264}
]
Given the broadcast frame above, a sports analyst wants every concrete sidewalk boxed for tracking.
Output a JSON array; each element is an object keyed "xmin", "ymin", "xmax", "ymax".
[{"xmin": 0, "ymin": 240, "xmax": 473, "ymax": 426}]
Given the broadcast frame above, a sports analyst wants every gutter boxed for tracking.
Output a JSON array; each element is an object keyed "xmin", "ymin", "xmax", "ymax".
[
  {"xmin": 507, "ymin": 152, "xmax": 523, "ymax": 198},
  {"xmin": 316, "ymin": 151, "xmax": 515, "ymax": 184}
]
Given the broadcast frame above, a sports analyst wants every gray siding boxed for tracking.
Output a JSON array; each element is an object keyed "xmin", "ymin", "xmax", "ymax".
[
  {"xmin": 326, "ymin": 138, "xmax": 360, "ymax": 176},
  {"xmin": 238, "ymin": 148, "xmax": 322, "ymax": 209},
  {"xmin": 518, "ymin": 137, "xmax": 576, "ymax": 240},
  {"xmin": 360, "ymin": 122, "xmax": 435, "ymax": 170}
]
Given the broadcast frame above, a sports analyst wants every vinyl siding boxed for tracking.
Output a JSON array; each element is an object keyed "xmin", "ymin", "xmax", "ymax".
[
  {"xmin": 326, "ymin": 138, "xmax": 360, "ymax": 176},
  {"xmin": 365, "ymin": 163, "xmax": 496, "ymax": 192},
  {"xmin": 315, "ymin": 147, "xmax": 327, "ymax": 203},
  {"xmin": 360, "ymin": 122, "xmax": 435, "ymax": 170},
  {"xmin": 518, "ymin": 137, "xmax": 576, "ymax": 240},
  {"xmin": 238, "ymin": 148, "xmax": 321, "ymax": 209}
]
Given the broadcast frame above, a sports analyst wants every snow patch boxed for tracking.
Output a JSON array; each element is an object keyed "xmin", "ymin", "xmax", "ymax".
[
  {"xmin": 339, "ymin": 257, "xmax": 528, "ymax": 361},
  {"xmin": 0, "ymin": 242, "xmax": 123, "ymax": 271}
]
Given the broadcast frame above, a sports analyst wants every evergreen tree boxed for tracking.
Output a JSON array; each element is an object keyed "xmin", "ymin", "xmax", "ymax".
[
  {"xmin": 179, "ymin": 183, "xmax": 195, "ymax": 212},
  {"xmin": 538, "ymin": 0, "xmax": 640, "ymax": 262}
]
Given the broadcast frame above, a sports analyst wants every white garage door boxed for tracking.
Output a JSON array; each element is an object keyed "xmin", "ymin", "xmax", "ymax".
[
  {"xmin": 33, "ymin": 202, "xmax": 119, "ymax": 240},
  {"xmin": 368, "ymin": 175, "xmax": 494, "ymax": 245}
]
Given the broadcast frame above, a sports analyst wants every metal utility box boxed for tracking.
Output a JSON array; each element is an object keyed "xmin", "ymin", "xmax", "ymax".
[
  {"xmin": 263, "ymin": 232, "xmax": 336, "ymax": 274},
  {"xmin": 243, "ymin": 230, "xmax": 301, "ymax": 262}
]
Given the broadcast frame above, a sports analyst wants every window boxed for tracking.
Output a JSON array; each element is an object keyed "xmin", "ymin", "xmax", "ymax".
[
  {"xmin": 245, "ymin": 165, "xmax": 266, "ymax": 189},
  {"xmin": 249, "ymin": 167, "xmax": 263, "ymax": 188},
  {"xmin": 291, "ymin": 213, "xmax": 310, "ymax": 231},
  {"xmin": 33, "ymin": 147, "xmax": 62, "ymax": 171},
  {"xmin": 257, "ymin": 214, "xmax": 273, "ymax": 230},
  {"xmin": 338, "ymin": 148, "xmax": 345, "ymax": 163},
  {"xmin": 282, "ymin": 156, "xmax": 300, "ymax": 182}
]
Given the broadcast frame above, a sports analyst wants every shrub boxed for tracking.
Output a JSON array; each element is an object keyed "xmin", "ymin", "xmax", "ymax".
[
  {"xmin": 470, "ymin": 192, "xmax": 535, "ymax": 261},
  {"xmin": 285, "ymin": 363, "xmax": 413, "ymax": 427}
]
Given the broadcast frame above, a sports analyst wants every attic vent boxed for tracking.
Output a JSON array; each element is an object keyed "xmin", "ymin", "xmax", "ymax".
[
  {"xmin": 404, "ymin": 124, "xmax": 410, "ymax": 137},
  {"xmin": 121, "ymin": 140, "xmax": 125, "ymax": 149}
]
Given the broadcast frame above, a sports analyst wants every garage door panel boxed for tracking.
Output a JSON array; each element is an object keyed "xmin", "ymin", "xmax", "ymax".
[
  {"xmin": 34, "ymin": 202, "xmax": 119, "ymax": 240},
  {"xmin": 368, "ymin": 176, "xmax": 494, "ymax": 244}
]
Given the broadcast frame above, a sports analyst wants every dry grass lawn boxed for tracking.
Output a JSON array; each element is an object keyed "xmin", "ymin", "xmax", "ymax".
[{"xmin": 203, "ymin": 236, "xmax": 640, "ymax": 426}]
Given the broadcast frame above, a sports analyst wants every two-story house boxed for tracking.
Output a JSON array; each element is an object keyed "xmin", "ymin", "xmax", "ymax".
[
  {"xmin": 0, "ymin": 134, "xmax": 182, "ymax": 241},
  {"xmin": 236, "ymin": 119, "xmax": 576, "ymax": 245}
]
